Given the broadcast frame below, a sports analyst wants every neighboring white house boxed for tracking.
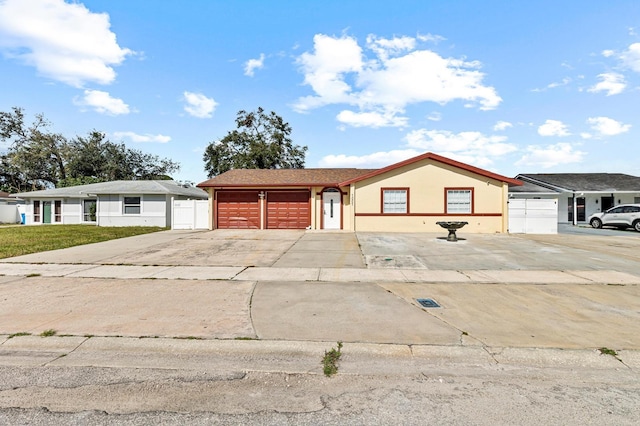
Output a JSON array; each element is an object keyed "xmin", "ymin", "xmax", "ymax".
[
  {"xmin": 12, "ymin": 181, "xmax": 208, "ymax": 227},
  {"xmin": 510, "ymin": 173, "xmax": 640, "ymax": 225}
]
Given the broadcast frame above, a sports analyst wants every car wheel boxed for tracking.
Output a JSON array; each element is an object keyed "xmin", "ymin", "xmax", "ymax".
[
  {"xmin": 590, "ymin": 218, "xmax": 603, "ymax": 229},
  {"xmin": 634, "ymin": 220, "xmax": 640, "ymax": 232}
]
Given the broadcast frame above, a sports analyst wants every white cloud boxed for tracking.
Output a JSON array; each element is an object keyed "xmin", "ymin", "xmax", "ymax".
[
  {"xmin": 588, "ymin": 72, "xmax": 626, "ymax": 96},
  {"xmin": 587, "ymin": 116, "xmax": 631, "ymax": 136},
  {"xmin": 538, "ymin": 120, "xmax": 570, "ymax": 137},
  {"xmin": 113, "ymin": 131, "xmax": 171, "ymax": 143},
  {"xmin": 0, "ymin": 0, "xmax": 133, "ymax": 87},
  {"xmin": 405, "ymin": 129, "xmax": 517, "ymax": 167},
  {"xmin": 531, "ymin": 77, "xmax": 571, "ymax": 92},
  {"xmin": 620, "ymin": 42, "xmax": 640, "ymax": 72},
  {"xmin": 244, "ymin": 53, "xmax": 265, "ymax": 76},
  {"xmin": 366, "ymin": 34, "xmax": 416, "ymax": 61},
  {"xmin": 602, "ymin": 49, "xmax": 615, "ymax": 58},
  {"xmin": 336, "ymin": 109, "xmax": 408, "ymax": 128},
  {"xmin": 74, "ymin": 89, "xmax": 130, "ymax": 115},
  {"xmin": 319, "ymin": 149, "xmax": 420, "ymax": 168},
  {"xmin": 493, "ymin": 121, "xmax": 512, "ymax": 131},
  {"xmin": 417, "ymin": 33, "xmax": 446, "ymax": 43},
  {"xmin": 294, "ymin": 33, "xmax": 501, "ymax": 127},
  {"xmin": 427, "ymin": 112, "xmax": 442, "ymax": 121},
  {"xmin": 183, "ymin": 91, "xmax": 217, "ymax": 118},
  {"xmin": 516, "ymin": 143, "xmax": 585, "ymax": 168}
]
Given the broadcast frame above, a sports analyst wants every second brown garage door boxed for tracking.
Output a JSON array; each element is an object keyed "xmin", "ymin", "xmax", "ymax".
[
  {"xmin": 266, "ymin": 191, "xmax": 310, "ymax": 229},
  {"xmin": 216, "ymin": 191, "xmax": 260, "ymax": 229}
]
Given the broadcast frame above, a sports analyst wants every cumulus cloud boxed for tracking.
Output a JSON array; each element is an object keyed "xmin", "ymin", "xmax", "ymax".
[
  {"xmin": 74, "ymin": 89, "xmax": 130, "ymax": 115},
  {"xmin": 319, "ymin": 149, "xmax": 420, "ymax": 168},
  {"xmin": 587, "ymin": 116, "xmax": 631, "ymax": 136},
  {"xmin": 113, "ymin": 131, "xmax": 171, "ymax": 143},
  {"xmin": 516, "ymin": 143, "xmax": 585, "ymax": 168},
  {"xmin": 293, "ymin": 33, "xmax": 501, "ymax": 128},
  {"xmin": 183, "ymin": 91, "xmax": 217, "ymax": 118},
  {"xmin": 619, "ymin": 42, "xmax": 640, "ymax": 72},
  {"xmin": 405, "ymin": 129, "xmax": 517, "ymax": 167},
  {"xmin": 0, "ymin": 0, "xmax": 133, "ymax": 87},
  {"xmin": 493, "ymin": 121, "xmax": 512, "ymax": 131},
  {"xmin": 538, "ymin": 120, "xmax": 570, "ymax": 137},
  {"xmin": 244, "ymin": 53, "xmax": 265, "ymax": 76},
  {"xmin": 588, "ymin": 72, "xmax": 626, "ymax": 96}
]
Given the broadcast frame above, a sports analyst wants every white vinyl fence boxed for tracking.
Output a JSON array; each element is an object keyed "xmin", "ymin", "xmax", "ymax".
[
  {"xmin": 0, "ymin": 204, "xmax": 20, "ymax": 224},
  {"xmin": 508, "ymin": 199, "xmax": 558, "ymax": 234},
  {"xmin": 171, "ymin": 199, "xmax": 209, "ymax": 230}
]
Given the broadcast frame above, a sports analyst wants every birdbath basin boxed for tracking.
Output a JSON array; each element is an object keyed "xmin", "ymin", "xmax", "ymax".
[{"xmin": 436, "ymin": 221, "xmax": 468, "ymax": 242}]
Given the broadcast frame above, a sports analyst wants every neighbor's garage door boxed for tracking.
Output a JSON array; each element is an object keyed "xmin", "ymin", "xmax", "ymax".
[
  {"xmin": 266, "ymin": 191, "xmax": 310, "ymax": 229},
  {"xmin": 216, "ymin": 191, "xmax": 260, "ymax": 229}
]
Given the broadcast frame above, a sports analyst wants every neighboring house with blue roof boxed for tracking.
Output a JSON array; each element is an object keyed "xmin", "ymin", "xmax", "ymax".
[{"xmin": 13, "ymin": 180, "xmax": 208, "ymax": 227}]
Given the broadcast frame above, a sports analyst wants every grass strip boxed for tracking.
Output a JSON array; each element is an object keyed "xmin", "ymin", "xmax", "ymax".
[{"xmin": 0, "ymin": 225, "xmax": 167, "ymax": 259}]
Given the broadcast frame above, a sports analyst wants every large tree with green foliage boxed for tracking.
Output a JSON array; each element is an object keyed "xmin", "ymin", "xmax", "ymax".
[
  {"xmin": 0, "ymin": 107, "xmax": 180, "ymax": 192},
  {"xmin": 203, "ymin": 107, "xmax": 307, "ymax": 177}
]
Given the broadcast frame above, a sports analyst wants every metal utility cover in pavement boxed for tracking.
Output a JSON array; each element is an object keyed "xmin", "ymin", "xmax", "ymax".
[{"xmin": 416, "ymin": 298, "xmax": 441, "ymax": 308}]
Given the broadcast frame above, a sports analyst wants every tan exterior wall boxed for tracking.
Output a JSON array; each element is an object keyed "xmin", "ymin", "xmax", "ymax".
[
  {"xmin": 352, "ymin": 159, "xmax": 510, "ymax": 233},
  {"xmin": 311, "ymin": 186, "xmax": 354, "ymax": 231}
]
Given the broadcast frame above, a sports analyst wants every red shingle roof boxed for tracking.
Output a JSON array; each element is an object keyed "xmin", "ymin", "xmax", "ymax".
[{"xmin": 197, "ymin": 168, "xmax": 376, "ymax": 188}]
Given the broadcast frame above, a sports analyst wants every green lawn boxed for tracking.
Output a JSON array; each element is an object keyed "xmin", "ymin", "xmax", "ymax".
[{"xmin": 0, "ymin": 225, "xmax": 167, "ymax": 259}]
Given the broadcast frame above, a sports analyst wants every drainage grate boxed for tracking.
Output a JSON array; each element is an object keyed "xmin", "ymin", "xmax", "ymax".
[{"xmin": 416, "ymin": 298, "xmax": 441, "ymax": 308}]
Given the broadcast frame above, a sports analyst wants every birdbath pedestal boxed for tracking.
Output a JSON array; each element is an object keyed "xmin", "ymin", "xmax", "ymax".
[{"xmin": 436, "ymin": 221, "xmax": 468, "ymax": 242}]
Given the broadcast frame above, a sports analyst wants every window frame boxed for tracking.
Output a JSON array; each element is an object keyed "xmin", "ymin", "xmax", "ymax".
[
  {"xmin": 445, "ymin": 187, "xmax": 474, "ymax": 214},
  {"xmin": 380, "ymin": 187, "xmax": 410, "ymax": 214},
  {"xmin": 33, "ymin": 200, "xmax": 41, "ymax": 223},
  {"xmin": 54, "ymin": 200, "xmax": 62, "ymax": 223},
  {"xmin": 83, "ymin": 199, "xmax": 98, "ymax": 222},
  {"xmin": 123, "ymin": 195, "xmax": 142, "ymax": 215}
]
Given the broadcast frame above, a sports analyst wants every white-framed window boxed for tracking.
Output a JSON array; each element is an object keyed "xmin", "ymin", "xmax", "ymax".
[
  {"xmin": 123, "ymin": 196, "xmax": 141, "ymax": 214},
  {"xmin": 382, "ymin": 188, "xmax": 408, "ymax": 214},
  {"xmin": 83, "ymin": 199, "xmax": 97, "ymax": 222},
  {"xmin": 446, "ymin": 189, "xmax": 472, "ymax": 214}
]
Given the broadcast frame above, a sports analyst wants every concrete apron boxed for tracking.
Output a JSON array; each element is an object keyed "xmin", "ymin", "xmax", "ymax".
[{"xmin": 1, "ymin": 274, "xmax": 639, "ymax": 351}]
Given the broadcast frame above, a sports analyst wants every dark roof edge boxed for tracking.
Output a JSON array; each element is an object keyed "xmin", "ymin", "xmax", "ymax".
[{"xmin": 340, "ymin": 152, "xmax": 522, "ymax": 186}]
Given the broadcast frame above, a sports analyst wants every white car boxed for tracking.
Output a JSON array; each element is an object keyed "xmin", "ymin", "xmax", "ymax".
[{"xmin": 588, "ymin": 204, "xmax": 640, "ymax": 232}]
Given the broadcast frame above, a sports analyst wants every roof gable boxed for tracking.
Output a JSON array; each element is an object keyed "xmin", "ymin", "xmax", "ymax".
[{"xmin": 339, "ymin": 152, "xmax": 522, "ymax": 186}]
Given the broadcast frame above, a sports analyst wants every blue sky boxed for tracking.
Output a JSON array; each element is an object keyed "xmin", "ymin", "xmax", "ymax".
[{"xmin": 1, "ymin": 0, "xmax": 640, "ymax": 184}]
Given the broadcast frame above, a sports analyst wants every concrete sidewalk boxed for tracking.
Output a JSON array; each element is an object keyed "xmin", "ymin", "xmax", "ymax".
[{"xmin": 1, "ymin": 335, "xmax": 637, "ymax": 373}]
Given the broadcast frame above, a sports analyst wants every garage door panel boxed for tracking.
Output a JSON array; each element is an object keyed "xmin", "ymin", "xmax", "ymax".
[
  {"xmin": 267, "ymin": 191, "xmax": 310, "ymax": 229},
  {"xmin": 217, "ymin": 191, "xmax": 260, "ymax": 229}
]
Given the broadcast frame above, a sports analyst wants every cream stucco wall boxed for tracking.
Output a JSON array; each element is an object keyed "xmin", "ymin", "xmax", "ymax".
[
  {"xmin": 352, "ymin": 159, "xmax": 510, "ymax": 233},
  {"xmin": 311, "ymin": 186, "xmax": 354, "ymax": 231}
]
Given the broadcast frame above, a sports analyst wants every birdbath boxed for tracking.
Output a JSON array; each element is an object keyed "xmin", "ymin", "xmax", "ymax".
[{"xmin": 436, "ymin": 221, "xmax": 468, "ymax": 242}]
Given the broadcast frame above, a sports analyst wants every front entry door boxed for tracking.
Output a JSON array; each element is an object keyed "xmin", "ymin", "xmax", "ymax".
[
  {"xmin": 43, "ymin": 201, "xmax": 52, "ymax": 224},
  {"xmin": 323, "ymin": 191, "xmax": 341, "ymax": 229},
  {"xmin": 601, "ymin": 196, "xmax": 614, "ymax": 211}
]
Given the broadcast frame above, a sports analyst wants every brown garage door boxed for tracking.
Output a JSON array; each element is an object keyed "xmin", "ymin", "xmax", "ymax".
[
  {"xmin": 216, "ymin": 191, "xmax": 260, "ymax": 229},
  {"xmin": 266, "ymin": 191, "xmax": 311, "ymax": 229}
]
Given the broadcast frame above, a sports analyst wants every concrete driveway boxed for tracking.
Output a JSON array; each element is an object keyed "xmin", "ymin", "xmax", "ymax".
[{"xmin": 1, "ymin": 229, "xmax": 640, "ymax": 350}]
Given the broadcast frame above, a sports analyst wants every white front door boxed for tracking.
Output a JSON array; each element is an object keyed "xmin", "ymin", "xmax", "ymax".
[{"xmin": 323, "ymin": 191, "xmax": 341, "ymax": 229}]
